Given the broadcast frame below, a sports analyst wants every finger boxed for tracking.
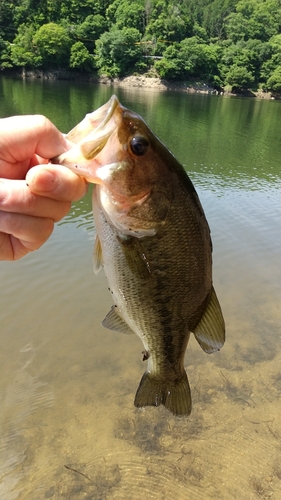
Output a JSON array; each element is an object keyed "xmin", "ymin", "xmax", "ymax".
[
  {"xmin": 0, "ymin": 115, "xmax": 71, "ymax": 179},
  {"xmin": 0, "ymin": 115, "xmax": 69, "ymax": 160},
  {"xmin": 0, "ymin": 212, "xmax": 54, "ymax": 261},
  {"xmin": 0, "ymin": 178, "xmax": 71, "ymax": 222},
  {"xmin": 26, "ymin": 164, "xmax": 88, "ymax": 202}
]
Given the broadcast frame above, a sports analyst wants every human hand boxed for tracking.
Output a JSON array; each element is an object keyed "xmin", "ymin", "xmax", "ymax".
[{"xmin": 0, "ymin": 115, "xmax": 87, "ymax": 261}]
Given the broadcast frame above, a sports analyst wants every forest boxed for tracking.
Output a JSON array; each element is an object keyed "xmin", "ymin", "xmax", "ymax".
[{"xmin": 0, "ymin": 0, "xmax": 281, "ymax": 92}]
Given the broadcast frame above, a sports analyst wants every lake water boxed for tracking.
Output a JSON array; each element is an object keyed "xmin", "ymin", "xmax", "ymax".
[{"xmin": 0, "ymin": 76, "xmax": 281, "ymax": 500}]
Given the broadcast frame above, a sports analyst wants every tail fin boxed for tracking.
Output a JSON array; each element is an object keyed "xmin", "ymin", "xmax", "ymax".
[{"xmin": 134, "ymin": 371, "xmax": 191, "ymax": 416}]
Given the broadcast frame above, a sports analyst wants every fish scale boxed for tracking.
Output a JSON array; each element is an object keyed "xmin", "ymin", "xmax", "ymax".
[
  {"xmin": 92, "ymin": 167, "xmax": 214, "ymax": 414},
  {"xmin": 55, "ymin": 95, "xmax": 225, "ymax": 416}
]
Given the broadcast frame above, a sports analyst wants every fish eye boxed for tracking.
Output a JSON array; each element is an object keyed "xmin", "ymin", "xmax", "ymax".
[{"xmin": 130, "ymin": 136, "xmax": 149, "ymax": 157}]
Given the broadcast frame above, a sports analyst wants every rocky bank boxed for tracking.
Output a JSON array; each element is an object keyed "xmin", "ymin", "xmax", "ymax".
[{"xmin": 4, "ymin": 68, "xmax": 276, "ymax": 99}]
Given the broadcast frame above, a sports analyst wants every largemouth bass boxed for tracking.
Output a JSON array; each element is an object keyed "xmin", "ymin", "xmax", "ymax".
[{"xmin": 54, "ymin": 95, "xmax": 225, "ymax": 416}]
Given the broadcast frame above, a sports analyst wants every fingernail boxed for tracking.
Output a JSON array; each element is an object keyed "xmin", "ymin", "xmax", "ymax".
[
  {"xmin": 27, "ymin": 169, "xmax": 58, "ymax": 193},
  {"xmin": 0, "ymin": 180, "xmax": 9, "ymax": 203}
]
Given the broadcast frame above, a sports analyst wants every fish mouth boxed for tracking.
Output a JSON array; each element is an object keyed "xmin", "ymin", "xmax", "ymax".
[{"xmin": 51, "ymin": 95, "xmax": 121, "ymax": 182}]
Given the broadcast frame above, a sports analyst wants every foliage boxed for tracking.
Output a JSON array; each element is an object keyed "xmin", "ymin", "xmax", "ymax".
[
  {"xmin": 0, "ymin": 36, "xmax": 12, "ymax": 69},
  {"xmin": 260, "ymin": 34, "xmax": 281, "ymax": 84},
  {"xmin": 265, "ymin": 66, "xmax": 281, "ymax": 92},
  {"xmin": 106, "ymin": 0, "xmax": 146, "ymax": 34},
  {"xmin": 224, "ymin": 63, "xmax": 255, "ymax": 88},
  {"xmin": 75, "ymin": 15, "xmax": 108, "ymax": 51},
  {"xmin": 0, "ymin": 0, "xmax": 281, "ymax": 91},
  {"xmin": 145, "ymin": 0, "xmax": 193, "ymax": 54},
  {"xmin": 10, "ymin": 24, "xmax": 41, "ymax": 67},
  {"xmin": 202, "ymin": 0, "xmax": 237, "ymax": 39},
  {"xmin": 0, "ymin": 1, "xmax": 16, "ymax": 41},
  {"xmin": 95, "ymin": 27, "xmax": 143, "ymax": 77},
  {"xmin": 156, "ymin": 37, "xmax": 220, "ymax": 81},
  {"xmin": 69, "ymin": 41, "xmax": 95, "ymax": 71},
  {"xmin": 32, "ymin": 23, "xmax": 72, "ymax": 68}
]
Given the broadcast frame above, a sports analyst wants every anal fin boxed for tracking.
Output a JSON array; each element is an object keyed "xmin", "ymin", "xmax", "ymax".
[{"xmin": 102, "ymin": 306, "xmax": 135, "ymax": 335}]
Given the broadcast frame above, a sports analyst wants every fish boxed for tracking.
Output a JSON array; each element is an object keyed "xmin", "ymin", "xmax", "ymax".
[{"xmin": 54, "ymin": 95, "xmax": 225, "ymax": 416}]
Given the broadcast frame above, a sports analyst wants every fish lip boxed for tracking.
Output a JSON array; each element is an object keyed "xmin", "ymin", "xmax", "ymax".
[
  {"xmin": 85, "ymin": 95, "xmax": 120, "ymax": 140},
  {"xmin": 76, "ymin": 94, "xmax": 120, "ymax": 142},
  {"xmin": 51, "ymin": 95, "xmax": 121, "ymax": 168},
  {"xmin": 99, "ymin": 94, "xmax": 120, "ymax": 130}
]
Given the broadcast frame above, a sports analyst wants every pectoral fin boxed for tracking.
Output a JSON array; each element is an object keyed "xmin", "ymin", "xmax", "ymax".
[
  {"xmin": 117, "ymin": 235, "xmax": 152, "ymax": 279},
  {"xmin": 93, "ymin": 235, "xmax": 103, "ymax": 274},
  {"xmin": 193, "ymin": 287, "xmax": 225, "ymax": 354},
  {"xmin": 102, "ymin": 306, "xmax": 135, "ymax": 335}
]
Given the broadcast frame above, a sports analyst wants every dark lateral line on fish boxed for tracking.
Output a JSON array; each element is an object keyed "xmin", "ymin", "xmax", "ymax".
[{"xmin": 64, "ymin": 464, "xmax": 92, "ymax": 481}]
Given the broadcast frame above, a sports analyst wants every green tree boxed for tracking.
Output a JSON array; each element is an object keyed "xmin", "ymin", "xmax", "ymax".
[
  {"xmin": 145, "ymin": 0, "xmax": 193, "ymax": 50},
  {"xmin": 0, "ymin": 36, "xmax": 12, "ymax": 68},
  {"xmin": 225, "ymin": 12, "xmax": 250, "ymax": 42},
  {"xmin": 11, "ymin": 24, "xmax": 42, "ymax": 67},
  {"xmin": 225, "ymin": 0, "xmax": 281, "ymax": 43},
  {"xmin": 265, "ymin": 65, "xmax": 281, "ymax": 92},
  {"xmin": 202, "ymin": 0, "xmax": 237, "ymax": 39},
  {"xmin": 0, "ymin": 0, "xmax": 16, "ymax": 41},
  {"xmin": 156, "ymin": 36, "xmax": 220, "ymax": 81},
  {"xmin": 140, "ymin": 0, "xmax": 193, "ymax": 59},
  {"xmin": 106, "ymin": 0, "xmax": 146, "ymax": 34},
  {"xmin": 243, "ymin": 38, "xmax": 272, "ymax": 83},
  {"xmin": 75, "ymin": 15, "xmax": 108, "ymax": 51},
  {"xmin": 155, "ymin": 44, "xmax": 184, "ymax": 78},
  {"xmin": 260, "ymin": 34, "xmax": 281, "ymax": 83},
  {"xmin": 218, "ymin": 40, "xmax": 256, "ymax": 88},
  {"xmin": 95, "ymin": 27, "xmax": 143, "ymax": 77},
  {"xmin": 224, "ymin": 63, "xmax": 255, "ymax": 88},
  {"xmin": 69, "ymin": 41, "xmax": 95, "ymax": 71},
  {"xmin": 13, "ymin": 0, "xmax": 48, "ymax": 27},
  {"xmin": 60, "ymin": 0, "xmax": 111, "ymax": 23},
  {"xmin": 33, "ymin": 23, "xmax": 71, "ymax": 68}
]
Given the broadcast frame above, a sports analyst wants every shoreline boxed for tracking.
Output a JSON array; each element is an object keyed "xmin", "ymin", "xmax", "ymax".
[
  {"xmin": 2, "ymin": 68, "xmax": 276, "ymax": 99},
  {"xmin": 103, "ymin": 75, "xmax": 275, "ymax": 99}
]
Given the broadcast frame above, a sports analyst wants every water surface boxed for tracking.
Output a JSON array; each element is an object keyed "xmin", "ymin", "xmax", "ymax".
[{"xmin": 1, "ymin": 77, "xmax": 281, "ymax": 499}]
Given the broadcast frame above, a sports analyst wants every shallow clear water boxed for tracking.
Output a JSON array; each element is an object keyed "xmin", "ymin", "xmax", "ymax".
[{"xmin": 0, "ymin": 77, "xmax": 281, "ymax": 499}]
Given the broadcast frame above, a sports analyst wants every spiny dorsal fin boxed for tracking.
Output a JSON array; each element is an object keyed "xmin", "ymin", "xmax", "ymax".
[
  {"xmin": 93, "ymin": 235, "xmax": 103, "ymax": 274},
  {"xmin": 193, "ymin": 287, "xmax": 225, "ymax": 354},
  {"xmin": 102, "ymin": 306, "xmax": 135, "ymax": 335}
]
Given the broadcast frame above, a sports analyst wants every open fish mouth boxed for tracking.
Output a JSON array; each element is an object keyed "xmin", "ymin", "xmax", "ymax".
[
  {"xmin": 51, "ymin": 95, "xmax": 122, "ymax": 182},
  {"xmin": 67, "ymin": 94, "xmax": 120, "ymax": 145}
]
